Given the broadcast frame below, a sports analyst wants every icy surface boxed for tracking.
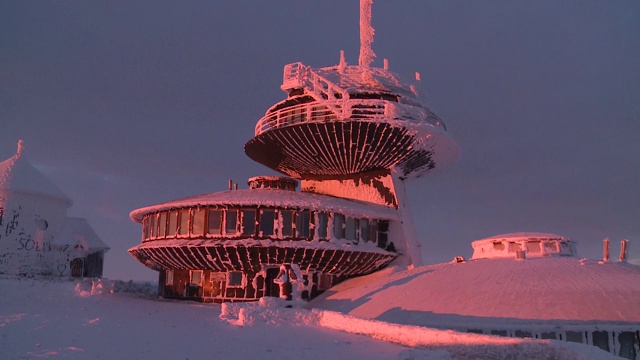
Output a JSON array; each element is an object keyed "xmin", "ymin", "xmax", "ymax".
[
  {"xmin": 0, "ymin": 276, "xmax": 616, "ymax": 359},
  {"xmin": 311, "ymin": 258, "xmax": 640, "ymax": 324}
]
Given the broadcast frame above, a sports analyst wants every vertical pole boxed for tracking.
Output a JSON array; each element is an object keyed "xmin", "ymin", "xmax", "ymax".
[
  {"xmin": 603, "ymin": 238, "xmax": 610, "ymax": 262},
  {"xmin": 391, "ymin": 171, "xmax": 423, "ymax": 268},
  {"xmin": 619, "ymin": 239, "xmax": 628, "ymax": 262}
]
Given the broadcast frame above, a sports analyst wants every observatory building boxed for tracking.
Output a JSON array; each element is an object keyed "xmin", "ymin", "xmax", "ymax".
[{"xmin": 128, "ymin": 5, "xmax": 458, "ymax": 302}]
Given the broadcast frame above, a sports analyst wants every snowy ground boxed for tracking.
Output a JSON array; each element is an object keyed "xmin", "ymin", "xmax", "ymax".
[{"xmin": 0, "ymin": 276, "xmax": 615, "ymax": 359}]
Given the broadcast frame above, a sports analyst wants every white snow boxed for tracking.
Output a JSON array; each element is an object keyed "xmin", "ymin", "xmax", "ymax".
[
  {"xmin": 129, "ymin": 188, "xmax": 401, "ymax": 223},
  {"xmin": 0, "ymin": 276, "xmax": 616, "ymax": 359}
]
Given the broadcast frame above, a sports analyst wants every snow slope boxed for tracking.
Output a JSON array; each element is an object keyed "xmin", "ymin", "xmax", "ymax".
[{"xmin": 0, "ymin": 276, "xmax": 615, "ymax": 359}]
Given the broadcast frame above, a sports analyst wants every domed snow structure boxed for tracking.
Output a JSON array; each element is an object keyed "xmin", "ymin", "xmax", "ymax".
[
  {"xmin": 0, "ymin": 141, "xmax": 109, "ymax": 277},
  {"xmin": 311, "ymin": 234, "xmax": 640, "ymax": 359},
  {"xmin": 128, "ymin": 2, "xmax": 458, "ymax": 302}
]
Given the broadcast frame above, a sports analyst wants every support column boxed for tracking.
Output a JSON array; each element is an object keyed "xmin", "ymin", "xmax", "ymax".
[{"xmin": 391, "ymin": 170, "xmax": 423, "ymax": 268}]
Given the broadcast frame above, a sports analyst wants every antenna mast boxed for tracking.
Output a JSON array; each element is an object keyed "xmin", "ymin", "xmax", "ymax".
[{"xmin": 359, "ymin": 0, "xmax": 376, "ymax": 67}]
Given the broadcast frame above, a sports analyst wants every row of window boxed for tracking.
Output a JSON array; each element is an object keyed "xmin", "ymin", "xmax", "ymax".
[
  {"xmin": 142, "ymin": 207, "xmax": 389, "ymax": 247},
  {"xmin": 167, "ymin": 270, "xmax": 334, "ymax": 292}
]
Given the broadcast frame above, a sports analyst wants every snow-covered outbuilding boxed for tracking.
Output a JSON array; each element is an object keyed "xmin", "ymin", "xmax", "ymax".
[{"xmin": 0, "ymin": 141, "xmax": 109, "ymax": 277}]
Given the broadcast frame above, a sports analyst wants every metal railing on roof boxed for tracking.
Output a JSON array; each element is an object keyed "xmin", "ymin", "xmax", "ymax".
[{"xmin": 254, "ymin": 99, "xmax": 447, "ymax": 136}]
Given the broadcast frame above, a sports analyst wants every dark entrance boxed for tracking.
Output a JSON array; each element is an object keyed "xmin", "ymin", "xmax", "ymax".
[
  {"xmin": 264, "ymin": 267, "xmax": 280, "ymax": 297},
  {"xmin": 70, "ymin": 258, "xmax": 83, "ymax": 277}
]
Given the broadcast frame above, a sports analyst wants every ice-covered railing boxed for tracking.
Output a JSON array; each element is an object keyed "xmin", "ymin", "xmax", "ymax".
[{"xmin": 255, "ymin": 98, "xmax": 446, "ymax": 136}]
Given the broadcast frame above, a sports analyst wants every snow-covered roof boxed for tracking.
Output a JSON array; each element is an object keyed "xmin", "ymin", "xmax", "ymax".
[
  {"xmin": 130, "ymin": 189, "xmax": 400, "ymax": 223},
  {"xmin": 312, "ymin": 257, "xmax": 640, "ymax": 325},
  {"xmin": 0, "ymin": 141, "xmax": 72, "ymax": 206},
  {"xmin": 478, "ymin": 232, "xmax": 565, "ymax": 241},
  {"xmin": 53, "ymin": 217, "xmax": 110, "ymax": 252}
]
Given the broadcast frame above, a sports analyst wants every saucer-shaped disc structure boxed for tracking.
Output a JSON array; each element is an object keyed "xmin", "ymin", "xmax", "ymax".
[{"xmin": 245, "ymin": 63, "xmax": 458, "ymax": 179}]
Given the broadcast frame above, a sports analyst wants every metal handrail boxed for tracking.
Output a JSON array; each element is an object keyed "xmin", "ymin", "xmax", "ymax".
[{"xmin": 254, "ymin": 99, "xmax": 447, "ymax": 135}]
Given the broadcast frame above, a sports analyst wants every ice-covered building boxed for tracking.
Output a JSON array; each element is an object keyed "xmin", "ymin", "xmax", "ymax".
[
  {"xmin": 0, "ymin": 141, "xmax": 109, "ymax": 277},
  {"xmin": 312, "ymin": 233, "xmax": 640, "ymax": 359},
  {"xmin": 128, "ymin": 1, "xmax": 458, "ymax": 302}
]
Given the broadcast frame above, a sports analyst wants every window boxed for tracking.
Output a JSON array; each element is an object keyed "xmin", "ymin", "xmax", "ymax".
[
  {"xmin": 259, "ymin": 209, "xmax": 275, "ymax": 236},
  {"xmin": 281, "ymin": 210, "xmax": 293, "ymax": 237},
  {"xmin": 333, "ymin": 214, "xmax": 345, "ymax": 239},
  {"xmin": 165, "ymin": 270, "xmax": 174, "ymax": 286},
  {"xmin": 493, "ymin": 242, "xmax": 505, "ymax": 251},
  {"xmin": 227, "ymin": 271, "xmax": 244, "ymax": 288},
  {"xmin": 317, "ymin": 273, "xmax": 332, "ymax": 290},
  {"xmin": 158, "ymin": 212, "xmax": 167, "ymax": 238},
  {"xmin": 149, "ymin": 215, "xmax": 156, "ymax": 238},
  {"xmin": 207, "ymin": 209, "xmax": 222, "ymax": 235},
  {"xmin": 526, "ymin": 241, "xmax": 541, "ymax": 253},
  {"xmin": 508, "ymin": 242, "xmax": 520, "ymax": 252},
  {"xmin": 190, "ymin": 270, "xmax": 203, "ymax": 286},
  {"xmin": 317, "ymin": 212, "xmax": 328, "ymax": 240},
  {"xmin": 168, "ymin": 211, "xmax": 178, "ymax": 237},
  {"xmin": 225, "ymin": 210, "xmax": 238, "ymax": 235},
  {"xmin": 178, "ymin": 209, "xmax": 190, "ymax": 236},
  {"xmin": 377, "ymin": 220, "xmax": 389, "ymax": 249},
  {"xmin": 367, "ymin": 220, "xmax": 377, "ymax": 242},
  {"xmin": 296, "ymin": 211, "xmax": 311, "ymax": 239},
  {"xmin": 345, "ymin": 217, "xmax": 357, "ymax": 242},
  {"xmin": 592, "ymin": 331, "xmax": 609, "ymax": 352},
  {"xmin": 192, "ymin": 208, "xmax": 205, "ymax": 236},
  {"xmin": 143, "ymin": 218, "xmax": 150, "ymax": 239},
  {"xmin": 241, "ymin": 209, "xmax": 256, "ymax": 236},
  {"xmin": 359, "ymin": 219, "xmax": 369, "ymax": 243}
]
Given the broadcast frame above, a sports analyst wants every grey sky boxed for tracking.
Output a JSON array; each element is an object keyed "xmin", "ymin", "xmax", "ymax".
[{"xmin": 2, "ymin": 1, "xmax": 639, "ymax": 280}]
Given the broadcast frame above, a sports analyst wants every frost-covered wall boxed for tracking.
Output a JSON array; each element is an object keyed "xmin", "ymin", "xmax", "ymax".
[{"xmin": 0, "ymin": 191, "xmax": 68, "ymax": 276}]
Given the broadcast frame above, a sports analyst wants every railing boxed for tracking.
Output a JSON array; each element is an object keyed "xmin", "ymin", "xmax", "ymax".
[
  {"xmin": 255, "ymin": 99, "xmax": 447, "ymax": 135},
  {"xmin": 282, "ymin": 62, "xmax": 349, "ymax": 118}
]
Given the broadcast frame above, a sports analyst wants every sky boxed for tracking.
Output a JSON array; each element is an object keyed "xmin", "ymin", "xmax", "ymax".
[{"xmin": 1, "ymin": 1, "xmax": 639, "ymax": 281}]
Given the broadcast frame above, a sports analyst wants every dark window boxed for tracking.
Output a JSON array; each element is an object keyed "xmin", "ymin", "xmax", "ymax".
[
  {"xmin": 317, "ymin": 274, "xmax": 332, "ymax": 290},
  {"xmin": 281, "ymin": 210, "xmax": 293, "ymax": 237},
  {"xmin": 592, "ymin": 331, "xmax": 609, "ymax": 352},
  {"xmin": 225, "ymin": 210, "xmax": 238, "ymax": 235},
  {"xmin": 260, "ymin": 209, "xmax": 275, "ymax": 236},
  {"xmin": 377, "ymin": 220, "xmax": 389, "ymax": 249},
  {"xmin": 227, "ymin": 271, "xmax": 243, "ymax": 287},
  {"xmin": 565, "ymin": 331, "xmax": 583, "ymax": 343},
  {"xmin": 333, "ymin": 214, "xmax": 345, "ymax": 239},
  {"xmin": 367, "ymin": 220, "xmax": 377, "ymax": 242},
  {"xmin": 359, "ymin": 219, "xmax": 369, "ymax": 243},
  {"xmin": 296, "ymin": 211, "xmax": 311, "ymax": 239},
  {"xmin": 241, "ymin": 209, "xmax": 256, "ymax": 236},
  {"xmin": 618, "ymin": 331, "xmax": 637, "ymax": 359},
  {"xmin": 317, "ymin": 212, "xmax": 328, "ymax": 240},
  {"xmin": 143, "ymin": 218, "xmax": 150, "ymax": 239},
  {"xmin": 345, "ymin": 217, "xmax": 357, "ymax": 242},
  {"xmin": 207, "ymin": 209, "xmax": 222, "ymax": 235}
]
